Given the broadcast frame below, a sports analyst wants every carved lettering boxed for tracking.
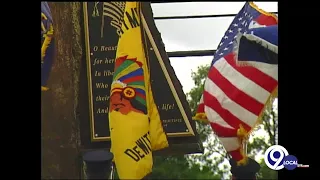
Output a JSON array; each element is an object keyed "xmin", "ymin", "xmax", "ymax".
[
  {"xmin": 162, "ymin": 118, "xmax": 182, "ymax": 123},
  {"xmin": 104, "ymin": 57, "xmax": 115, "ymax": 64},
  {"xmin": 161, "ymin": 103, "xmax": 175, "ymax": 111},
  {"xmin": 95, "ymin": 70, "xmax": 102, "ymax": 77},
  {"xmin": 93, "ymin": 58, "xmax": 103, "ymax": 66},
  {"xmin": 92, "ymin": 46, "xmax": 117, "ymax": 52},
  {"xmin": 100, "ymin": 45, "xmax": 117, "ymax": 51},
  {"xmin": 104, "ymin": 70, "xmax": 114, "ymax": 76},
  {"xmin": 95, "ymin": 83, "xmax": 109, "ymax": 89},
  {"xmin": 95, "ymin": 95, "xmax": 110, "ymax": 101},
  {"xmin": 97, "ymin": 107, "xmax": 109, "ymax": 114}
]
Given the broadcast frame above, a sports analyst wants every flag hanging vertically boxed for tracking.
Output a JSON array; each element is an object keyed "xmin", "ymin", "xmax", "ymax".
[
  {"xmin": 195, "ymin": 2, "xmax": 278, "ymax": 165},
  {"xmin": 109, "ymin": 2, "xmax": 168, "ymax": 179},
  {"xmin": 41, "ymin": 2, "xmax": 55, "ymax": 91}
]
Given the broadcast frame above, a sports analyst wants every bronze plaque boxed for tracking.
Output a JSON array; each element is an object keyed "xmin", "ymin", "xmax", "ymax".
[{"xmin": 80, "ymin": 2, "xmax": 202, "ymax": 154}]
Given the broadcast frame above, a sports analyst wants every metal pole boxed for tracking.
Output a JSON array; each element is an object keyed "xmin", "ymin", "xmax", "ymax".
[
  {"xmin": 151, "ymin": 1, "xmax": 186, "ymax": 4},
  {"xmin": 154, "ymin": 13, "xmax": 229, "ymax": 20},
  {"xmin": 167, "ymin": 50, "xmax": 216, "ymax": 58},
  {"xmin": 243, "ymin": 139, "xmax": 248, "ymax": 158},
  {"xmin": 108, "ymin": 162, "xmax": 116, "ymax": 179},
  {"xmin": 154, "ymin": 12, "xmax": 277, "ymax": 20}
]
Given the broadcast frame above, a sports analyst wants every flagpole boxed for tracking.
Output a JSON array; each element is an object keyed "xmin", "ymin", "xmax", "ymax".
[
  {"xmin": 100, "ymin": 1, "xmax": 104, "ymax": 39},
  {"xmin": 109, "ymin": 162, "xmax": 115, "ymax": 180},
  {"xmin": 243, "ymin": 139, "xmax": 248, "ymax": 157},
  {"xmin": 101, "ymin": 13, "xmax": 104, "ymax": 38}
]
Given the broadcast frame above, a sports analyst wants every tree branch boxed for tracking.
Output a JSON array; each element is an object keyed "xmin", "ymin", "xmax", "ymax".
[{"xmin": 263, "ymin": 113, "xmax": 274, "ymax": 146}]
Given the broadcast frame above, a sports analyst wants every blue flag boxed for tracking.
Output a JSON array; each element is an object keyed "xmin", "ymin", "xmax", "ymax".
[
  {"xmin": 234, "ymin": 24, "xmax": 278, "ymax": 67},
  {"xmin": 41, "ymin": 2, "xmax": 54, "ymax": 91}
]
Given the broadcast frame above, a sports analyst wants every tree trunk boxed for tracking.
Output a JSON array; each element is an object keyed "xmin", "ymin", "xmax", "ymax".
[{"xmin": 41, "ymin": 2, "xmax": 83, "ymax": 179}]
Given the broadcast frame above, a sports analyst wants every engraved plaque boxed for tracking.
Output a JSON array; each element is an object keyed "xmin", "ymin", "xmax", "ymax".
[{"xmin": 80, "ymin": 2, "xmax": 203, "ymax": 154}]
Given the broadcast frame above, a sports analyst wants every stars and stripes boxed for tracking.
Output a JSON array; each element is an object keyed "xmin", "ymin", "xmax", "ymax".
[
  {"xmin": 195, "ymin": 2, "xmax": 278, "ymax": 164},
  {"xmin": 213, "ymin": 4, "xmax": 256, "ymax": 62}
]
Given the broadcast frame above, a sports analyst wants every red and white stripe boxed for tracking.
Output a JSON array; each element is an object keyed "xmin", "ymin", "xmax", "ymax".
[{"xmin": 197, "ymin": 53, "xmax": 278, "ymax": 161}]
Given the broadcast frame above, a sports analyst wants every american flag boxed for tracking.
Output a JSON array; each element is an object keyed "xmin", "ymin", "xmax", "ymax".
[{"xmin": 195, "ymin": 2, "xmax": 278, "ymax": 164}]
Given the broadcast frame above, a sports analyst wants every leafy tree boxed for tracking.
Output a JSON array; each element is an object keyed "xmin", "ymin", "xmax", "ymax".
[
  {"xmin": 151, "ymin": 156, "xmax": 222, "ymax": 179},
  {"xmin": 186, "ymin": 65, "xmax": 231, "ymax": 179}
]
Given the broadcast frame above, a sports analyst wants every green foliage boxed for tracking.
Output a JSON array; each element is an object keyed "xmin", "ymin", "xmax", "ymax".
[
  {"xmin": 256, "ymin": 160, "xmax": 278, "ymax": 180},
  {"xmin": 150, "ymin": 64, "xmax": 278, "ymax": 179},
  {"xmin": 187, "ymin": 65, "xmax": 210, "ymax": 116},
  {"xmin": 151, "ymin": 156, "xmax": 221, "ymax": 179}
]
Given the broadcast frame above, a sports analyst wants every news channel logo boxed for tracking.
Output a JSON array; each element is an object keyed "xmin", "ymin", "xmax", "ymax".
[{"xmin": 264, "ymin": 145, "xmax": 309, "ymax": 170}]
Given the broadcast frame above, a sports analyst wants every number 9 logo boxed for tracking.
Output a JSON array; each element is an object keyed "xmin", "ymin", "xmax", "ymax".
[{"xmin": 264, "ymin": 145, "xmax": 289, "ymax": 170}]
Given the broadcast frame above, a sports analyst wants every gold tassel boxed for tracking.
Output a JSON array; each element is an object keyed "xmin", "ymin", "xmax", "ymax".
[
  {"xmin": 249, "ymin": 2, "xmax": 278, "ymax": 22},
  {"xmin": 41, "ymin": 13, "xmax": 48, "ymax": 33},
  {"xmin": 192, "ymin": 113, "xmax": 209, "ymax": 123},
  {"xmin": 236, "ymin": 124, "xmax": 248, "ymax": 166},
  {"xmin": 237, "ymin": 153, "xmax": 248, "ymax": 166},
  {"xmin": 41, "ymin": 86, "xmax": 49, "ymax": 91},
  {"xmin": 41, "ymin": 24, "xmax": 54, "ymax": 62},
  {"xmin": 41, "ymin": 13, "xmax": 48, "ymax": 20},
  {"xmin": 41, "ymin": 20, "xmax": 54, "ymax": 91},
  {"xmin": 244, "ymin": 87, "xmax": 278, "ymax": 141}
]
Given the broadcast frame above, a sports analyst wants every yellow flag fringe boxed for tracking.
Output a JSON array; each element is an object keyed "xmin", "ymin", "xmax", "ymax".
[
  {"xmin": 41, "ymin": 24, "xmax": 54, "ymax": 62},
  {"xmin": 41, "ymin": 24, "xmax": 53, "ymax": 92},
  {"xmin": 236, "ymin": 87, "xmax": 278, "ymax": 165}
]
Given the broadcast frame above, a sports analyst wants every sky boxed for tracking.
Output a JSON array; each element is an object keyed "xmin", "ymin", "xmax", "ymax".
[
  {"xmin": 150, "ymin": 2, "xmax": 278, "ymax": 168},
  {"xmin": 151, "ymin": 1, "xmax": 278, "ymax": 93}
]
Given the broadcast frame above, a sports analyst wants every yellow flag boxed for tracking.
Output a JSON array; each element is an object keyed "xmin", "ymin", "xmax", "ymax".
[{"xmin": 109, "ymin": 2, "xmax": 168, "ymax": 179}]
